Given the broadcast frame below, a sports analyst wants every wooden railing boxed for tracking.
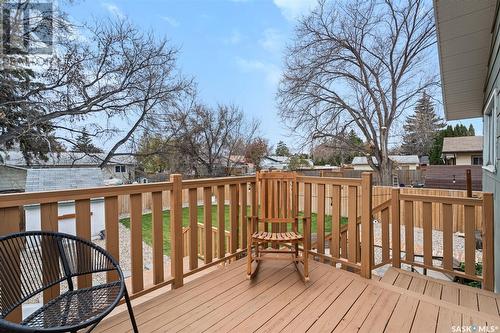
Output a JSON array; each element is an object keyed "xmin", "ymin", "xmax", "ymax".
[
  {"xmin": 391, "ymin": 189, "xmax": 494, "ymax": 290},
  {"xmin": 0, "ymin": 170, "xmax": 492, "ymax": 325},
  {"xmin": 0, "ymin": 174, "xmax": 256, "ymax": 324},
  {"xmin": 297, "ymin": 173, "xmax": 373, "ymax": 278},
  {"xmin": 182, "ymin": 224, "xmax": 231, "ymax": 260}
]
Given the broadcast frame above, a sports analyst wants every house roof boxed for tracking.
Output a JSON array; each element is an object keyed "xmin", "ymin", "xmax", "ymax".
[
  {"xmin": 442, "ymin": 136, "xmax": 483, "ymax": 153},
  {"xmin": 351, "ymin": 155, "xmax": 420, "ymax": 165},
  {"xmin": 1, "ymin": 151, "xmax": 135, "ymax": 167},
  {"xmin": 265, "ymin": 155, "xmax": 289, "ymax": 163},
  {"xmin": 25, "ymin": 168, "xmax": 104, "ymax": 192},
  {"xmin": 433, "ymin": 0, "xmax": 497, "ymax": 120}
]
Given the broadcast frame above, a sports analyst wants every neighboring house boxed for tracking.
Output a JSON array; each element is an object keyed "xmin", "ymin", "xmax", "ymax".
[
  {"xmin": 441, "ymin": 136, "xmax": 483, "ymax": 165},
  {"xmin": 434, "ymin": 0, "xmax": 500, "ymax": 290},
  {"xmin": 351, "ymin": 155, "xmax": 421, "ymax": 171},
  {"xmin": 0, "ymin": 165, "xmax": 27, "ymax": 193},
  {"xmin": 1, "ymin": 151, "xmax": 136, "ymax": 183},
  {"xmin": 226, "ymin": 155, "xmax": 255, "ymax": 175},
  {"xmin": 24, "ymin": 168, "xmax": 106, "ymax": 238},
  {"xmin": 261, "ymin": 155, "xmax": 290, "ymax": 170}
]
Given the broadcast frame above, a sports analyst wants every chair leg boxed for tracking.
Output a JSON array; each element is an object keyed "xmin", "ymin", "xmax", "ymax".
[
  {"xmin": 303, "ymin": 243, "xmax": 309, "ymax": 282},
  {"xmin": 124, "ymin": 287, "xmax": 139, "ymax": 333},
  {"xmin": 247, "ymin": 240, "xmax": 253, "ymax": 278}
]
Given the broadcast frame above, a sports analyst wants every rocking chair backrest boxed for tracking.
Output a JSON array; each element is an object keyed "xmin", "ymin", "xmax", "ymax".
[{"xmin": 256, "ymin": 171, "xmax": 298, "ymax": 231}]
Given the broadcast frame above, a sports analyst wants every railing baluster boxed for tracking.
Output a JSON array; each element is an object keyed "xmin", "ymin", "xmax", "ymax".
[
  {"xmin": 442, "ymin": 203, "xmax": 453, "ymax": 271},
  {"xmin": 391, "ymin": 188, "xmax": 401, "ymax": 268},
  {"xmin": 170, "ymin": 174, "xmax": 183, "ymax": 288},
  {"xmin": 217, "ymin": 185, "xmax": 225, "ymax": 259},
  {"xmin": 40, "ymin": 202, "xmax": 59, "ymax": 303},
  {"xmin": 104, "ymin": 196, "xmax": 119, "ymax": 282},
  {"xmin": 423, "ymin": 201, "xmax": 432, "ymax": 268},
  {"xmin": 188, "ymin": 188, "xmax": 198, "ymax": 270},
  {"xmin": 304, "ymin": 182, "xmax": 312, "ymax": 251},
  {"xmin": 75, "ymin": 199, "xmax": 91, "ymax": 289},
  {"xmin": 251, "ymin": 181, "xmax": 258, "ymax": 235},
  {"xmin": 482, "ymin": 193, "xmax": 494, "ymax": 291},
  {"xmin": 0, "ymin": 206, "xmax": 23, "ymax": 323},
  {"xmin": 381, "ymin": 206, "xmax": 390, "ymax": 263},
  {"xmin": 203, "ymin": 187, "xmax": 212, "ymax": 264},
  {"xmin": 404, "ymin": 201, "xmax": 414, "ymax": 262},
  {"xmin": 464, "ymin": 204, "xmax": 476, "ymax": 276},
  {"xmin": 331, "ymin": 185, "xmax": 341, "ymax": 259},
  {"xmin": 152, "ymin": 191, "xmax": 164, "ymax": 284},
  {"xmin": 347, "ymin": 186, "xmax": 357, "ymax": 263},
  {"xmin": 240, "ymin": 182, "xmax": 247, "ymax": 249},
  {"xmin": 317, "ymin": 184, "xmax": 325, "ymax": 262},
  {"xmin": 129, "ymin": 193, "xmax": 143, "ymax": 293},
  {"xmin": 360, "ymin": 172, "xmax": 372, "ymax": 278},
  {"xmin": 230, "ymin": 184, "xmax": 238, "ymax": 254}
]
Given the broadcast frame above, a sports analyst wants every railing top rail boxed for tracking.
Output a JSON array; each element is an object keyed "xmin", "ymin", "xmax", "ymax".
[
  {"xmin": 181, "ymin": 175, "xmax": 255, "ymax": 189},
  {"xmin": 296, "ymin": 175, "xmax": 362, "ymax": 186},
  {"xmin": 399, "ymin": 193, "xmax": 484, "ymax": 206},
  {"xmin": 0, "ymin": 181, "xmax": 174, "ymax": 208}
]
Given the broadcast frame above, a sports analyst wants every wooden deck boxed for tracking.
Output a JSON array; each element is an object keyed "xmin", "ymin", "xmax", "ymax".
[{"xmin": 94, "ymin": 259, "xmax": 500, "ymax": 333}]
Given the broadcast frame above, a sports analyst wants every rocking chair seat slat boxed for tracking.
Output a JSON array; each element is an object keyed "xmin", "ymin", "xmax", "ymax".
[{"xmin": 252, "ymin": 231, "xmax": 303, "ymax": 242}]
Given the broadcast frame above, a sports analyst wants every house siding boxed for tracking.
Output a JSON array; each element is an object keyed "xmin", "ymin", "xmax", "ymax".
[
  {"xmin": 0, "ymin": 166, "xmax": 27, "ymax": 192},
  {"xmin": 455, "ymin": 152, "xmax": 482, "ymax": 165},
  {"xmin": 484, "ymin": 5, "xmax": 500, "ymax": 292}
]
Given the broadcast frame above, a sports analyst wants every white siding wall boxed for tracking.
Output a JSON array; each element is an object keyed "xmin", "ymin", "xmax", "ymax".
[{"xmin": 25, "ymin": 199, "xmax": 105, "ymax": 237}]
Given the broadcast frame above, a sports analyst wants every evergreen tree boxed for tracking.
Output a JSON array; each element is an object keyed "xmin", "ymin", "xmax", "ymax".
[
  {"xmin": 73, "ymin": 130, "xmax": 103, "ymax": 154},
  {"xmin": 401, "ymin": 92, "xmax": 444, "ymax": 156},
  {"xmin": 275, "ymin": 141, "xmax": 290, "ymax": 156},
  {"xmin": 468, "ymin": 124, "xmax": 475, "ymax": 136}
]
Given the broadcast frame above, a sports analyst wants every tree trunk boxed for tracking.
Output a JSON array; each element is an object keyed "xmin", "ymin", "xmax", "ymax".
[{"xmin": 379, "ymin": 157, "xmax": 393, "ymax": 186}]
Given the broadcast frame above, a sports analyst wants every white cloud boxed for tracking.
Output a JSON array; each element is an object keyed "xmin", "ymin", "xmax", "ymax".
[
  {"xmin": 102, "ymin": 3, "xmax": 125, "ymax": 19},
  {"xmin": 259, "ymin": 28, "xmax": 285, "ymax": 54},
  {"xmin": 235, "ymin": 57, "xmax": 281, "ymax": 86},
  {"xmin": 273, "ymin": 0, "xmax": 316, "ymax": 21},
  {"xmin": 161, "ymin": 16, "xmax": 180, "ymax": 27},
  {"xmin": 224, "ymin": 30, "xmax": 242, "ymax": 45}
]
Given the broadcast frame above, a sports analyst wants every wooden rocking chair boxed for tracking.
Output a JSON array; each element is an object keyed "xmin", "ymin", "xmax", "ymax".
[{"xmin": 246, "ymin": 171, "xmax": 310, "ymax": 282}]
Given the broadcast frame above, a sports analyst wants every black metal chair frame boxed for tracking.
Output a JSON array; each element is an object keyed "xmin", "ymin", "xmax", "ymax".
[{"xmin": 0, "ymin": 231, "xmax": 138, "ymax": 333}]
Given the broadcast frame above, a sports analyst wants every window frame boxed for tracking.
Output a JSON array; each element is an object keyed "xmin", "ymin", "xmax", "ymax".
[
  {"xmin": 115, "ymin": 165, "xmax": 126, "ymax": 173},
  {"xmin": 483, "ymin": 89, "xmax": 497, "ymax": 173}
]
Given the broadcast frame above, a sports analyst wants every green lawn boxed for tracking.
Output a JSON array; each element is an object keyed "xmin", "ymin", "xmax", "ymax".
[{"xmin": 120, "ymin": 205, "xmax": 347, "ymax": 256}]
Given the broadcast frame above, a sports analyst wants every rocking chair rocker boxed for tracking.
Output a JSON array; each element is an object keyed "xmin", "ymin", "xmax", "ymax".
[{"xmin": 246, "ymin": 171, "xmax": 310, "ymax": 282}]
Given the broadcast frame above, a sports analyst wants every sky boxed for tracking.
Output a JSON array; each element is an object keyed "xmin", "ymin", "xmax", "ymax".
[{"xmin": 62, "ymin": 0, "xmax": 483, "ymax": 153}]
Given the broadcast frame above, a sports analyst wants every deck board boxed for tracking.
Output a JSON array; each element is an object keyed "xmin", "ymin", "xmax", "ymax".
[{"xmin": 94, "ymin": 259, "xmax": 500, "ymax": 333}]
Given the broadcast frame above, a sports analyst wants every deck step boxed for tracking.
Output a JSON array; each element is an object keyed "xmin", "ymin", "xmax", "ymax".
[{"xmin": 379, "ymin": 267, "xmax": 500, "ymax": 317}]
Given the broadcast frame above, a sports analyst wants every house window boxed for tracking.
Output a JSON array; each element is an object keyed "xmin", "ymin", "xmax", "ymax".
[
  {"xmin": 472, "ymin": 155, "xmax": 483, "ymax": 165},
  {"xmin": 484, "ymin": 90, "xmax": 497, "ymax": 172},
  {"xmin": 115, "ymin": 165, "xmax": 126, "ymax": 173}
]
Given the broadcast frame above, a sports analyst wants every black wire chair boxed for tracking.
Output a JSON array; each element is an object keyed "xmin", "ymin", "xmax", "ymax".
[{"xmin": 0, "ymin": 231, "xmax": 138, "ymax": 333}]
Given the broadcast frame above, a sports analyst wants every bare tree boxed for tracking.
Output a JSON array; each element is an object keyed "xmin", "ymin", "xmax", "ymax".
[
  {"xmin": 1, "ymin": 17, "xmax": 192, "ymax": 165},
  {"xmin": 278, "ymin": 0, "xmax": 436, "ymax": 184},
  {"xmin": 174, "ymin": 103, "xmax": 258, "ymax": 177}
]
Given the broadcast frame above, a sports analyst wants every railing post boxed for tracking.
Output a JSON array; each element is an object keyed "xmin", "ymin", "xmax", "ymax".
[
  {"xmin": 0, "ymin": 206, "xmax": 23, "ymax": 323},
  {"xmin": 360, "ymin": 172, "xmax": 372, "ymax": 278},
  {"xmin": 170, "ymin": 174, "xmax": 184, "ymax": 289},
  {"xmin": 482, "ymin": 192, "xmax": 494, "ymax": 291},
  {"xmin": 391, "ymin": 187, "xmax": 401, "ymax": 268}
]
